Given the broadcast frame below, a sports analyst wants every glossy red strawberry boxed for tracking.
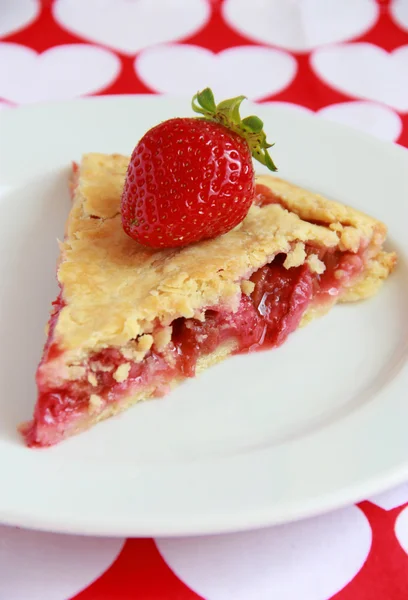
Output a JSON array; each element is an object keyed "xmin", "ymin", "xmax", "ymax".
[{"xmin": 121, "ymin": 88, "xmax": 276, "ymax": 248}]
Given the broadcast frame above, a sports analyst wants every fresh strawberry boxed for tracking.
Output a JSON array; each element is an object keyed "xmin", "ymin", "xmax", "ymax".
[{"xmin": 121, "ymin": 88, "xmax": 276, "ymax": 248}]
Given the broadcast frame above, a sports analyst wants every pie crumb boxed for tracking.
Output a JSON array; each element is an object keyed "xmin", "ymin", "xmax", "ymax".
[
  {"xmin": 154, "ymin": 327, "xmax": 173, "ymax": 351},
  {"xmin": 113, "ymin": 363, "xmax": 131, "ymax": 383},
  {"xmin": 283, "ymin": 242, "xmax": 306, "ymax": 269},
  {"xmin": 89, "ymin": 394, "xmax": 103, "ymax": 412},
  {"xmin": 122, "ymin": 334, "xmax": 154, "ymax": 362},
  {"xmin": 241, "ymin": 280, "xmax": 255, "ymax": 296},
  {"xmin": 88, "ymin": 373, "xmax": 98, "ymax": 387},
  {"xmin": 137, "ymin": 334, "xmax": 154, "ymax": 353},
  {"xmin": 339, "ymin": 226, "xmax": 361, "ymax": 253},
  {"xmin": 307, "ymin": 254, "xmax": 326, "ymax": 275}
]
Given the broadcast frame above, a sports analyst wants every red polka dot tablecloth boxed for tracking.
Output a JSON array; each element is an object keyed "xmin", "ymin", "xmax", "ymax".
[{"xmin": 1, "ymin": 1, "xmax": 408, "ymax": 598}]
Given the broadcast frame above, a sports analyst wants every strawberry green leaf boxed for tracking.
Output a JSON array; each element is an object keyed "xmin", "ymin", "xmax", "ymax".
[
  {"xmin": 191, "ymin": 87, "xmax": 277, "ymax": 172},
  {"xmin": 196, "ymin": 87, "xmax": 216, "ymax": 113},
  {"xmin": 241, "ymin": 116, "xmax": 264, "ymax": 134},
  {"xmin": 216, "ymin": 95, "xmax": 246, "ymax": 124}
]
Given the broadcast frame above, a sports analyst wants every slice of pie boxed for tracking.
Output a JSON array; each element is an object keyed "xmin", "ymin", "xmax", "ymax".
[{"xmin": 21, "ymin": 153, "xmax": 396, "ymax": 447}]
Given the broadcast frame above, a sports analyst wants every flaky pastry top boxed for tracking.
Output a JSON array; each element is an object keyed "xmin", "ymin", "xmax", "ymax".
[{"xmin": 54, "ymin": 153, "xmax": 390, "ymax": 359}]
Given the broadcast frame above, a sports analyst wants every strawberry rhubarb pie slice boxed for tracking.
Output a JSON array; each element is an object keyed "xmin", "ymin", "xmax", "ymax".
[{"xmin": 21, "ymin": 90, "xmax": 396, "ymax": 446}]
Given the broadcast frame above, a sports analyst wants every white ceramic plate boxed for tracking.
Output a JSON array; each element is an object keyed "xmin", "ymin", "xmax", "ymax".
[{"xmin": 0, "ymin": 96, "xmax": 407, "ymax": 537}]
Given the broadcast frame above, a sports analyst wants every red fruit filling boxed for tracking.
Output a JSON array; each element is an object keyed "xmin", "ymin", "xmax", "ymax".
[
  {"xmin": 23, "ymin": 185, "xmax": 365, "ymax": 446},
  {"xmin": 254, "ymin": 184, "xmax": 282, "ymax": 207},
  {"xmin": 24, "ymin": 247, "xmax": 364, "ymax": 447},
  {"xmin": 34, "ymin": 351, "xmax": 173, "ymax": 432}
]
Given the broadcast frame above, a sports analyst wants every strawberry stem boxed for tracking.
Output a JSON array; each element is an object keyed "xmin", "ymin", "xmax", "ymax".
[{"xmin": 192, "ymin": 88, "xmax": 277, "ymax": 172}]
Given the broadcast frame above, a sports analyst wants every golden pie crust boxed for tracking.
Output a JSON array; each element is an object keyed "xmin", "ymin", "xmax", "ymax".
[{"xmin": 55, "ymin": 153, "xmax": 396, "ymax": 366}]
